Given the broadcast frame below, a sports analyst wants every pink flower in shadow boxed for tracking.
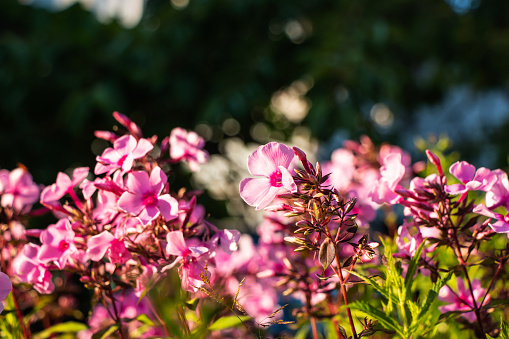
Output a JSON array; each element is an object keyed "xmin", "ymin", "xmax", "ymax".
[
  {"xmin": 164, "ymin": 231, "xmax": 209, "ymax": 292},
  {"xmin": 439, "ymin": 278, "xmax": 489, "ymax": 323}
]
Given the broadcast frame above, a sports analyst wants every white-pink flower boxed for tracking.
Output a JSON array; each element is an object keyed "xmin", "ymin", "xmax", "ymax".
[
  {"xmin": 169, "ymin": 128, "xmax": 209, "ymax": 172},
  {"xmin": 0, "ymin": 168, "xmax": 40, "ymax": 212},
  {"xmin": 118, "ymin": 167, "xmax": 178, "ymax": 226},
  {"xmin": 239, "ymin": 142, "xmax": 297, "ymax": 210},
  {"xmin": 95, "ymin": 135, "xmax": 153, "ymax": 175}
]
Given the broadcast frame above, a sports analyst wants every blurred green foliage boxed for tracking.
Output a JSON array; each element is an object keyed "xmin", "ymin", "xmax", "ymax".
[{"xmin": 1, "ymin": 0, "xmax": 509, "ymax": 184}]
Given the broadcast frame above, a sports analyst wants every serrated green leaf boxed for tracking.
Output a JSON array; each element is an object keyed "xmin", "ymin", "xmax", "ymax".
[
  {"xmin": 319, "ymin": 238, "xmax": 336, "ymax": 270},
  {"xmin": 415, "ymin": 271, "xmax": 452, "ymax": 324},
  {"xmin": 501, "ymin": 317, "xmax": 509, "ymax": 339},
  {"xmin": 404, "ymin": 240, "xmax": 426, "ymax": 300},
  {"xmin": 34, "ymin": 321, "xmax": 89, "ymax": 339},
  {"xmin": 345, "ymin": 270, "xmax": 397, "ymax": 304},
  {"xmin": 208, "ymin": 315, "xmax": 250, "ymax": 331},
  {"xmin": 348, "ymin": 301, "xmax": 404, "ymax": 337}
]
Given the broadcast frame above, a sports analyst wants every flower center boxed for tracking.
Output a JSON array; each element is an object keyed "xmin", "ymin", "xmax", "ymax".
[
  {"xmin": 143, "ymin": 195, "xmax": 158, "ymax": 207},
  {"xmin": 118, "ymin": 154, "xmax": 128, "ymax": 166},
  {"xmin": 269, "ymin": 169, "xmax": 283, "ymax": 187},
  {"xmin": 58, "ymin": 240, "xmax": 70, "ymax": 252}
]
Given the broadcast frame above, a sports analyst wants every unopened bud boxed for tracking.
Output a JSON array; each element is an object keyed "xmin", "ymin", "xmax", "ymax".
[{"xmin": 425, "ymin": 150, "xmax": 444, "ymax": 177}]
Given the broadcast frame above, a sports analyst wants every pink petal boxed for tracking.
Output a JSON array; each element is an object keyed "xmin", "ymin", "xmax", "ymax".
[
  {"xmin": 120, "ymin": 153, "xmax": 134, "ymax": 174},
  {"xmin": 280, "ymin": 166, "xmax": 297, "ymax": 193},
  {"xmin": 445, "ymin": 183, "xmax": 468, "ymax": 195},
  {"xmin": 472, "ymin": 204, "xmax": 499, "ymax": 219},
  {"xmin": 490, "ymin": 220, "xmax": 509, "ymax": 233},
  {"xmin": 380, "ymin": 153, "xmax": 405, "ymax": 189},
  {"xmin": 125, "ymin": 171, "xmax": 151, "ymax": 195},
  {"xmin": 137, "ymin": 205, "xmax": 159, "ymax": 225},
  {"xmin": 87, "ymin": 231, "xmax": 115, "ymax": 261},
  {"xmin": 166, "ymin": 231, "xmax": 188, "ymax": 256},
  {"xmin": 239, "ymin": 177, "xmax": 279, "ymax": 210},
  {"xmin": 71, "ymin": 167, "xmax": 89, "ymax": 186},
  {"xmin": 132, "ymin": 138, "xmax": 154, "ymax": 159},
  {"xmin": 157, "ymin": 195, "xmax": 178, "ymax": 221},
  {"xmin": 149, "ymin": 167, "xmax": 167, "ymax": 195},
  {"xmin": 247, "ymin": 142, "xmax": 294, "ymax": 177},
  {"xmin": 114, "ymin": 135, "xmax": 137, "ymax": 154},
  {"xmin": 118, "ymin": 192, "xmax": 145, "ymax": 216},
  {"xmin": 0, "ymin": 272, "xmax": 12, "ymax": 301},
  {"xmin": 449, "ymin": 161, "xmax": 475, "ymax": 183}
]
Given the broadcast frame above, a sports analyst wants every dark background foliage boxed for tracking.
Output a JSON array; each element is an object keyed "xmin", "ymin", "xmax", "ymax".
[{"xmin": 2, "ymin": 0, "xmax": 509, "ymax": 185}]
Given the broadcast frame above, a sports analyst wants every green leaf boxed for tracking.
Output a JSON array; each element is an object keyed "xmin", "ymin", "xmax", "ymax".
[
  {"xmin": 501, "ymin": 317, "xmax": 509, "ymax": 339},
  {"xmin": 135, "ymin": 314, "xmax": 155, "ymax": 327},
  {"xmin": 208, "ymin": 315, "xmax": 250, "ymax": 331},
  {"xmin": 348, "ymin": 301, "xmax": 404, "ymax": 337},
  {"xmin": 34, "ymin": 321, "xmax": 88, "ymax": 339},
  {"xmin": 319, "ymin": 238, "xmax": 336, "ymax": 270},
  {"xmin": 345, "ymin": 270, "xmax": 397, "ymax": 304},
  {"xmin": 415, "ymin": 271, "xmax": 452, "ymax": 323},
  {"xmin": 404, "ymin": 240, "xmax": 426, "ymax": 299},
  {"xmin": 91, "ymin": 324, "xmax": 119, "ymax": 339}
]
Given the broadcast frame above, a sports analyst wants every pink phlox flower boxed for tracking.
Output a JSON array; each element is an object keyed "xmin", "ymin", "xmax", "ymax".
[
  {"xmin": 323, "ymin": 149, "xmax": 356, "ymax": 191},
  {"xmin": 227, "ymin": 276, "xmax": 279, "ymax": 324},
  {"xmin": 239, "ymin": 142, "xmax": 297, "ymax": 210},
  {"xmin": 0, "ymin": 271, "xmax": 12, "ymax": 314},
  {"xmin": 92, "ymin": 191, "xmax": 120, "ymax": 228},
  {"xmin": 38, "ymin": 219, "xmax": 77, "ymax": 269},
  {"xmin": 485, "ymin": 169, "xmax": 509, "ymax": 209},
  {"xmin": 85, "ymin": 171, "xmax": 125, "ymax": 199},
  {"xmin": 118, "ymin": 167, "xmax": 178, "ymax": 226},
  {"xmin": 211, "ymin": 228, "xmax": 241, "ymax": 255},
  {"xmin": 41, "ymin": 167, "xmax": 89, "ymax": 205},
  {"xmin": 472, "ymin": 204, "xmax": 509, "ymax": 235},
  {"xmin": 369, "ymin": 153, "xmax": 405, "ymax": 204},
  {"xmin": 85, "ymin": 290, "xmax": 163, "ymax": 338},
  {"xmin": 439, "ymin": 278, "xmax": 490, "ymax": 322},
  {"xmin": 178, "ymin": 196, "xmax": 205, "ymax": 226},
  {"xmin": 95, "ymin": 135, "xmax": 153, "ymax": 175},
  {"xmin": 394, "ymin": 222, "xmax": 437, "ymax": 276},
  {"xmin": 0, "ymin": 168, "xmax": 40, "ymax": 212},
  {"xmin": 164, "ymin": 231, "xmax": 209, "ymax": 292},
  {"xmin": 445, "ymin": 161, "xmax": 497, "ymax": 196},
  {"xmin": 12, "ymin": 243, "xmax": 55, "ymax": 294},
  {"xmin": 87, "ymin": 231, "xmax": 131, "ymax": 264},
  {"xmin": 169, "ymin": 127, "xmax": 209, "ymax": 172},
  {"xmin": 113, "ymin": 111, "xmax": 144, "ymax": 139}
]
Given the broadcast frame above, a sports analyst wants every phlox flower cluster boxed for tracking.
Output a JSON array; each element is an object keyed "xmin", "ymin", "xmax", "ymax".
[
  {"xmin": 5, "ymin": 112, "xmax": 241, "ymax": 338},
  {"xmin": 386, "ymin": 150, "xmax": 509, "ymax": 334}
]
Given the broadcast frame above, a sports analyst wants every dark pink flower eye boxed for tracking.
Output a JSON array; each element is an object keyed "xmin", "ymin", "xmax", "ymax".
[
  {"xmin": 143, "ymin": 195, "xmax": 158, "ymax": 207},
  {"xmin": 58, "ymin": 240, "xmax": 70, "ymax": 252},
  {"xmin": 269, "ymin": 170, "xmax": 283, "ymax": 187}
]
